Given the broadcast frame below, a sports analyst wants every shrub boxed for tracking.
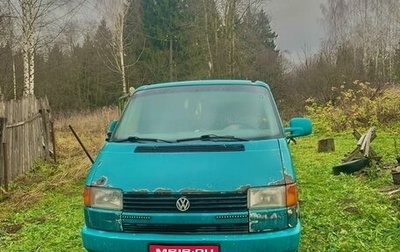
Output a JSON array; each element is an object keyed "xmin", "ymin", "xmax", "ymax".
[{"xmin": 305, "ymin": 81, "xmax": 400, "ymax": 132}]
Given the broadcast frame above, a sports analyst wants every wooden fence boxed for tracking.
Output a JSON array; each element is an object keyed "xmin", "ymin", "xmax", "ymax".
[{"xmin": 0, "ymin": 96, "xmax": 54, "ymax": 191}]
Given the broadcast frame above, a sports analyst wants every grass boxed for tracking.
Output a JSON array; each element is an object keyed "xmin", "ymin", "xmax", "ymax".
[
  {"xmin": 292, "ymin": 133, "xmax": 400, "ymax": 251},
  {"xmin": 1, "ymin": 181, "xmax": 84, "ymax": 252},
  {"xmin": 0, "ymin": 108, "xmax": 399, "ymax": 251},
  {"xmin": 0, "ymin": 107, "xmax": 117, "ymax": 252}
]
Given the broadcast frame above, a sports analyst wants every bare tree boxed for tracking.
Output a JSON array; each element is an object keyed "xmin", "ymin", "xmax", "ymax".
[
  {"xmin": 202, "ymin": 0, "xmax": 215, "ymax": 77},
  {"xmin": 0, "ymin": 1, "xmax": 17, "ymax": 99},
  {"xmin": 213, "ymin": 0, "xmax": 269, "ymax": 76},
  {"xmin": 7, "ymin": 0, "xmax": 89, "ymax": 97},
  {"xmin": 19, "ymin": 0, "xmax": 37, "ymax": 95},
  {"xmin": 321, "ymin": 0, "xmax": 400, "ymax": 82},
  {"xmin": 97, "ymin": 0, "xmax": 143, "ymax": 94}
]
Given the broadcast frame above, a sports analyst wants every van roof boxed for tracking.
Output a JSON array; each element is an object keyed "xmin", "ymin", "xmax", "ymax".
[{"xmin": 135, "ymin": 79, "xmax": 271, "ymax": 92}]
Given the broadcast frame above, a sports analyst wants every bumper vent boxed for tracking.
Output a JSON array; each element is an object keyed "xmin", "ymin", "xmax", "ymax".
[{"xmin": 122, "ymin": 223, "xmax": 248, "ymax": 234}]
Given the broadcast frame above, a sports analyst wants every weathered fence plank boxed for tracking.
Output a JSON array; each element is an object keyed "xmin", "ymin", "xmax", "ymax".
[
  {"xmin": 0, "ymin": 96, "xmax": 53, "ymax": 191},
  {"xmin": 0, "ymin": 118, "xmax": 7, "ymax": 190}
]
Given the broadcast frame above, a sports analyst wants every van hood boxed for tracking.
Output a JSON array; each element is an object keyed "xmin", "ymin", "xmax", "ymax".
[{"xmin": 87, "ymin": 140, "xmax": 293, "ymax": 192}]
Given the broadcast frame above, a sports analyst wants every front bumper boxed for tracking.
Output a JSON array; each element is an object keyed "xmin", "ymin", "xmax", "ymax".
[{"xmin": 81, "ymin": 222, "xmax": 300, "ymax": 252}]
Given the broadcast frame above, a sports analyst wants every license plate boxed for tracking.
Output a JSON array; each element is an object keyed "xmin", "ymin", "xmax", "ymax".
[{"xmin": 149, "ymin": 244, "xmax": 219, "ymax": 252}]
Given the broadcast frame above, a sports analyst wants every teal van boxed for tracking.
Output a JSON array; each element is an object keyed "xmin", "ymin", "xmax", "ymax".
[{"xmin": 81, "ymin": 80, "xmax": 312, "ymax": 252}]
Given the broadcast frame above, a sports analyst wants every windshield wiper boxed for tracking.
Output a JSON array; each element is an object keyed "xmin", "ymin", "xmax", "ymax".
[
  {"xmin": 176, "ymin": 134, "xmax": 248, "ymax": 142},
  {"xmin": 114, "ymin": 136, "xmax": 173, "ymax": 143}
]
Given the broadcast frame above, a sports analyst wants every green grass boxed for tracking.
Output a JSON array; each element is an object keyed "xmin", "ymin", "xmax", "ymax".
[
  {"xmin": 293, "ymin": 131, "xmax": 400, "ymax": 251},
  {"xmin": 1, "ymin": 129, "xmax": 400, "ymax": 251},
  {"xmin": 0, "ymin": 181, "xmax": 85, "ymax": 252}
]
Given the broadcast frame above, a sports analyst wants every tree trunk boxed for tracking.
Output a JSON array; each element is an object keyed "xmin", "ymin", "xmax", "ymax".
[
  {"xmin": 29, "ymin": 32, "xmax": 35, "ymax": 95},
  {"xmin": 118, "ymin": 13, "xmax": 127, "ymax": 94},
  {"xmin": 12, "ymin": 55, "xmax": 16, "ymax": 99},
  {"xmin": 203, "ymin": 0, "xmax": 214, "ymax": 77},
  {"xmin": 21, "ymin": 0, "xmax": 36, "ymax": 96}
]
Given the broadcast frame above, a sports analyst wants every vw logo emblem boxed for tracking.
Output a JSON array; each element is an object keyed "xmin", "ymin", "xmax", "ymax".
[{"xmin": 176, "ymin": 197, "xmax": 190, "ymax": 211}]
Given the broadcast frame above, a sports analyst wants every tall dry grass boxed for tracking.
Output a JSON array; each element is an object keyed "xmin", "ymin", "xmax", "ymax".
[
  {"xmin": 0, "ymin": 106, "xmax": 119, "ymax": 214},
  {"xmin": 52, "ymin": 106, "xmax": 120, "ymax": 182},
  {"xmin": 53, "ymin": 106, "xmax": 119, "ymax": 133}
]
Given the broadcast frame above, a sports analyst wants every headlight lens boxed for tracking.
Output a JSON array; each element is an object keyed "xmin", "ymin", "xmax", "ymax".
[
  {"xmin": 84, "ymin": 187, "xmax": 123, "ymax": 210},
  {"xmin": 248, "ymin": 184, "xmax": 298, "ymax": 209},
  {"xmin": 248, "ymin": 186, "xmax": 286, "ymax": 209}
]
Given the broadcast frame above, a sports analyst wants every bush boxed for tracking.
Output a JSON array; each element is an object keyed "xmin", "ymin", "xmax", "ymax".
[{"xmin": 305, "ymin": 81, "xmax": 400, "ymax": 132}]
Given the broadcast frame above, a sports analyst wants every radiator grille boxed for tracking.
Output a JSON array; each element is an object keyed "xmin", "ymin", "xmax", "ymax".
[{"xmin": 123, "ymin": 192, "xmax": 248, "ymax": 212}]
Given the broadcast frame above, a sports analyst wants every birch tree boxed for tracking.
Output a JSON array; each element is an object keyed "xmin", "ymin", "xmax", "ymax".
[
  {"xmin": 19, "ymin": 0, "xmax": 37, "ymax": 95},
  {"xmin": 98, "ymin": 0, "xmax": 142, "ymax": 94},
  {"xmin": 7, "ymin": 0, "xmax": 88, "ymax": 97},
  {"xmin": 321, "ymin": 0, "xmax": 400, "ymax": 82},
  {"xmin": 201, "ymin": 0, "xmax": 216, "ymax": 77}
]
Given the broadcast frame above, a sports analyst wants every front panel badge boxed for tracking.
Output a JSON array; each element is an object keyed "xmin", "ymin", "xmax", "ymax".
[{"xmin": 176, "ymin": 197, "xmax": 190, "ymax": 211}]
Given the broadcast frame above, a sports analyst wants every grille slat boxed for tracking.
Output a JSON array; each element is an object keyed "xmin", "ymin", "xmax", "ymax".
[
  {"xmin": 122, "ymin": 223, "xmax": 248, "ymax": 234},
  {"xmin": 123, "ymin": 193, "xmax": 247, "ymax": 212}
]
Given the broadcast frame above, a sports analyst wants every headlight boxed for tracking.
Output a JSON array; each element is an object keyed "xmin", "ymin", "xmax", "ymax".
[
  {"xmin": 84, "ymin": 186, "xmax": 123, "ymax": 210},
  {"xmin": 248, "ymin": 184, "xmax": 298, "ymax": 209}
]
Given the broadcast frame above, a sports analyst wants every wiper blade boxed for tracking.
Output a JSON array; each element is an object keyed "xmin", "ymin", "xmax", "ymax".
[
  {"xmin": 176, "ymin": 134, "xmax": 248, "ymax": 142},
  {"xmin": 114, "ymin": 136, "xmax": 173, "ymax": 143}
]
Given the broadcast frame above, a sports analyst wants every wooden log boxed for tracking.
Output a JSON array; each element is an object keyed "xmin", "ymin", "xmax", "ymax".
[
  {"xmin": 318, "ymin": 138, "xmax": 335, "ymax": 152},
  {"xmin": 351, "ymin": 128, "xmax": 380, "ymax": 161},
  {"xmin": 360, "ymin": 127, "xmax": 375, "ymax": 157}
]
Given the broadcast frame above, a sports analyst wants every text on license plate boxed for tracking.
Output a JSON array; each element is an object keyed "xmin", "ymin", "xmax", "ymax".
[{"xmin": 149, "ymin": 245, "xmax": 219, "ymax": 252}]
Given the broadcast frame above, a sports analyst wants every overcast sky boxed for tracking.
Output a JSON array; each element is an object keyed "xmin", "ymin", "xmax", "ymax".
[{"xmin": 268, "ymin": 0, "xmax": 327, "ymax": 63}]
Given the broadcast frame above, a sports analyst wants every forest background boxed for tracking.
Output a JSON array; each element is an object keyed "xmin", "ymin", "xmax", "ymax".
[
  {"xmin": 0, "ymin": 0, "xmax": 400, "ymax": 120},
  {"xmin": 2, "ymin": 1, "xmax": 400, "ymax": 251}
]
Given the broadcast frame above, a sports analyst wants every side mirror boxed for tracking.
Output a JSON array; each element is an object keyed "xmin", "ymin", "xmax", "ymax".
[
  {"xmin": 106, "ymin": 120, "xmax": 118, "ymax": 141},
  {"xmin": 284, "ymin": 117, "xmax": 312, "ymax": 138}
]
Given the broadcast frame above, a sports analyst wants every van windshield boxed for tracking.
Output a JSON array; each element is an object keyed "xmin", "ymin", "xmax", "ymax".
[{"xmin": 112, "ymin": 84, "xmax": 283, "ymax": 142}]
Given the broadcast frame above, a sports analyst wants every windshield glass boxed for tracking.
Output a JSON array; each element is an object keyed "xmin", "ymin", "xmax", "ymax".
[{"xmin": 111, "ymin": 84, "xmax": 283, "ymax": 142}]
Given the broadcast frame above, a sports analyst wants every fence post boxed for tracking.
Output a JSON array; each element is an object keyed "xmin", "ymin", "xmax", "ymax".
[
  {"xmin": 40, "ymin": 101, "xmax": 51, "ymax": 161},
  {"xmin": 2, "ymin": 142, "xmax": 8, "ymax": 192},
  {"xmin": 50, "ymin": 120, "xmax": 57, "ymax": 163},
  {"xmin": 0, "ymin": 117, "xmax": 8, "ymax": 191}
]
